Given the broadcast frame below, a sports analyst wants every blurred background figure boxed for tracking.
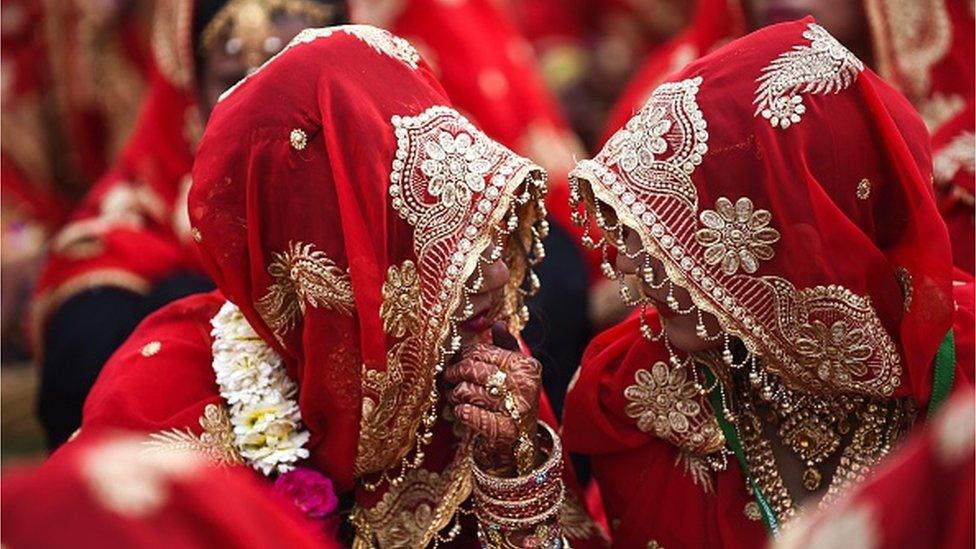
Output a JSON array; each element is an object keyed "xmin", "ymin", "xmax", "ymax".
[
  {"xmin": 31, "ymin": 0, "xmax": 346, "ymax": 450},
  {"xmin": 2, "ymin": 432, "xmax": 343, "ymax": 548},
  {"xmin": 1, "ymin": 0, "xmax": 155, "ymax": 360}
]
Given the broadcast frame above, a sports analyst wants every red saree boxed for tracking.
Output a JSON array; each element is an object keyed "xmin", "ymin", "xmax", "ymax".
[
  {"xmin": 563, "ymin": 18, "xmax": 974, "ymax": 547},
  {"xmin": 73, "ymin": 27, "xmax": 604, "ymax": 547}
]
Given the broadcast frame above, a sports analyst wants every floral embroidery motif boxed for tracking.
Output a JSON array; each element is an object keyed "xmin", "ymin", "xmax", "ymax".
[
  {"xmin": 390, "ymin": 106, "xmax": 517, "ymax": 231},
  {"xmin": 380, "ymin": 260, "xmax": 421, "ymax": 338},
  {"xmin": 743, "ymin": 501, "xmax": 761, "ymax": 521},
  {"xmin": 796, "ymin": 320, "xmax": 873, "ymax": 384},
  {"xmin": 140, "ymin": 341, "xmax": 162, "ymax": 357},
  {"xmin": 778, "ymin": 283, "xmax": 902, "ymax": 395},
  {"xmin": 856, "ymin": 178, "xmax": 872, "ymax": 200},
  {"xmin": 754, "ymin": 23, "xmax": 864, "ymax": 129},
  {"xmin": 623, "ymin": 362, "xmax": 723, "ymax": 454},
  {"xmin": 146, "ymin": 403, "xmax": 243, "ymax": 467},
  {"xmin": 210, "ymin": 301, "xmax": 310, "ymax": 475},
  {"xmin": 597, "ymin": 77, "xmax": 709, "ymax": 210},
  {"xmin": 695, "ymin": 197, "xmax": 780, "ymax": 275},
  {"xmin": 256, "ymin": 241, "xmax": 355, "ymax": 336},
  {"xmin": 290, "ymin": 128, "xmax": 308, "ymax": 150},
  {"xmin": 421, "ymin": 130, "xmax": 493, "ymax": 207}
]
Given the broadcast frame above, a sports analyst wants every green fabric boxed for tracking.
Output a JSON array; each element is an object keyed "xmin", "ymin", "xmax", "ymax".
[
  {"xmin": 927, "ymin": 330, "xmax": 956, "ymax": 417},
  {"xmin": 704, "ymin": 367, "xmax": 780, "ymax": 537}
]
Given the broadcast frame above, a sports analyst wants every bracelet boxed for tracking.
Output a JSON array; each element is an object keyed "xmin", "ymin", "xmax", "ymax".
[{"xmin": 472, "ymin": 422, "xmax": 565, "ymax": 548}]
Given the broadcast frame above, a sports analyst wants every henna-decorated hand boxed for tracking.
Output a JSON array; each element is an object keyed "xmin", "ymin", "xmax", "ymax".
[{"xmin": 444, "ymin": 343, "xmax": 542, "ymax": 472}]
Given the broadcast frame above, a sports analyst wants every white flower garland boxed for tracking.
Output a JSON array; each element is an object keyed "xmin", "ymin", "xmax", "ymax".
[{"xmin": 211, "ymin": 301, "xmax": 310, "ymax": 475}]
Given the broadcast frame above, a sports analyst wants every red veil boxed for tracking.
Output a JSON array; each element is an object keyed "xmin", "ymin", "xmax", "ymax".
[
  {"xmin": 563, "ymin": 18, "xmax": 973, "ymax": 547},
  {"xmin": 605, "ymin": 1, "xmax": 975, "ymax": 271},
  {"xmin": 76, "ymin": 27, "xmax": 603, "ymax": 547}
]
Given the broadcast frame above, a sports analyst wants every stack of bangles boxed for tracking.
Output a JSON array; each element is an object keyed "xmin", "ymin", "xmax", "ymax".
[{"xmin": 472, "ymin": 421, "xmax": 567, "ymax": 548}]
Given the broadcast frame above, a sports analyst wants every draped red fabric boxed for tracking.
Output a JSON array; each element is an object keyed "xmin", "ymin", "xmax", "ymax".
[
  {"xmin": 76, "ymin": 27, "xmax": 604, "ymax": 547},
  {"xmin": 2, "ymin": 431, "xmax": 340, "ymax": 548},
  {"xmin": 563, "ymin": 18, "xmax": 973, "ymax": 547},
  {"xmin": 774, "ymin": 387, "xmax": 976, "ymax": 549}
]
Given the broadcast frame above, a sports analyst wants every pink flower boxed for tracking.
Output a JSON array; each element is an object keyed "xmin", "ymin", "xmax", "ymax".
[{"xmin": 272, "ymin": 467, "xmax": 339, "ymax": 519}]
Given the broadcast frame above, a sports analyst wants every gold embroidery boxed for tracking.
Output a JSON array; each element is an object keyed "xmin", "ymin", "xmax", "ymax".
[
  {"xmin": 600, "ymin": 77, "xmax": 708, "ymax": 211},
  {"xmin": 140, "ymin": 341, "xmax": 162, "ymax": 357},
  {"xmin": 919, "ymin": 93, "xmax": 965, "ymax": 132},
  {"xmin": 380, "ymin": 260, "xmax": 421, "ymax": 337},
  {"xmin": 145, "ymin": 404, "xmax": 244, "ymax": 467},
  {"xmin": 755, "ymin": 23, "xmax": 864, "ymax": 129},
  {"xmin": 743, "ymin": 501, "xmax": 761, "ymax": 521},
  {"xmin": 151, "ymin": 0, "xmax": 194, "ymax": 88},
  {"xmin": 695, "ymin": 197, "xmax": 780, "ymax": 275},
  {"xmin": 856, "ymin": 178, "xmax": 872, "ymax": 200},
  {"xmin": 796, "ymin": 319, "xmax": 873, "ymax": 384},
  {"xmin": 623, "ymin": 362, "xmax": 724, "ymax": 455},
  {"xmin": 933, "ymin": 130, "xmax": 975, "ymax": 186},
  {"xmin": 895, "ymin": 267, "xmax": 913, "ymax": 312},
  {"xmin": 351, "ymin": 453, "xmax": 472, "ymax": 548},
  {"xmin": 191, "ymin": 227, "xmax": 203, "ymax": 243},
  {"xmin": 647, "ymin": 541, "xmax": 664, "ymax": 549},
  {"xmin": 866, "ymin": 0, "xmax": 951, "ymax": 103},
  {"xmin": 256, "ymin": 241, "xmax": 355, "ymax": 335},
  {"xmin": 560, "ymin": 491, "xmax": 609, "ymax": 543},
  {"xmin": 675, "ymin": 450, "xmax": 716, "ymax": 494},
  {"xmin": 289, "ymin": 128, "xmax": 308, "ymax": 150},
  {"xmin": 355, "ymin": 104, "xmax": 544, "ymax": 480}
]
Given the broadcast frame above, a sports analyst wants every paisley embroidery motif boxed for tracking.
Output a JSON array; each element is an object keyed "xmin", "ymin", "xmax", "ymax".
[
  {"xmin": 695, "ymin": 197, "xmax": 780, "ymax": 275},
  {"xmin": 754, "ymin": 23, "xmax": 864, "ymax": 129},
  {"xmin": 146, "ymin": 403, "xmax": 243, "ymax": 467},
  {"xmin": 772, "ymin": 282, "xmax": 902, "ymax": 396},
  {"xmin": 257, "ymin": 241, "xmax": 354, "ymax": 335},
  {"xmin": 598, "ymin": 77, "xmax": 708, "ymax": 211}
]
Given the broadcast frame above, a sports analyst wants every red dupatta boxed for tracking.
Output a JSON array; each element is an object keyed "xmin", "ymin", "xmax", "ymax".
[
  {"xmin": 189, "ymin": 27, "xmax": 551, "ymax": 545},
  {"xmin": 563, "ymin": 18, "xmax": 973, "ymax": 547}
]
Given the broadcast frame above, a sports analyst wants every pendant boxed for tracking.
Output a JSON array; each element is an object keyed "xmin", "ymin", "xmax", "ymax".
[{"xmin": 802, "ymin": 466, "xmax": 822, "ymax": 491}]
